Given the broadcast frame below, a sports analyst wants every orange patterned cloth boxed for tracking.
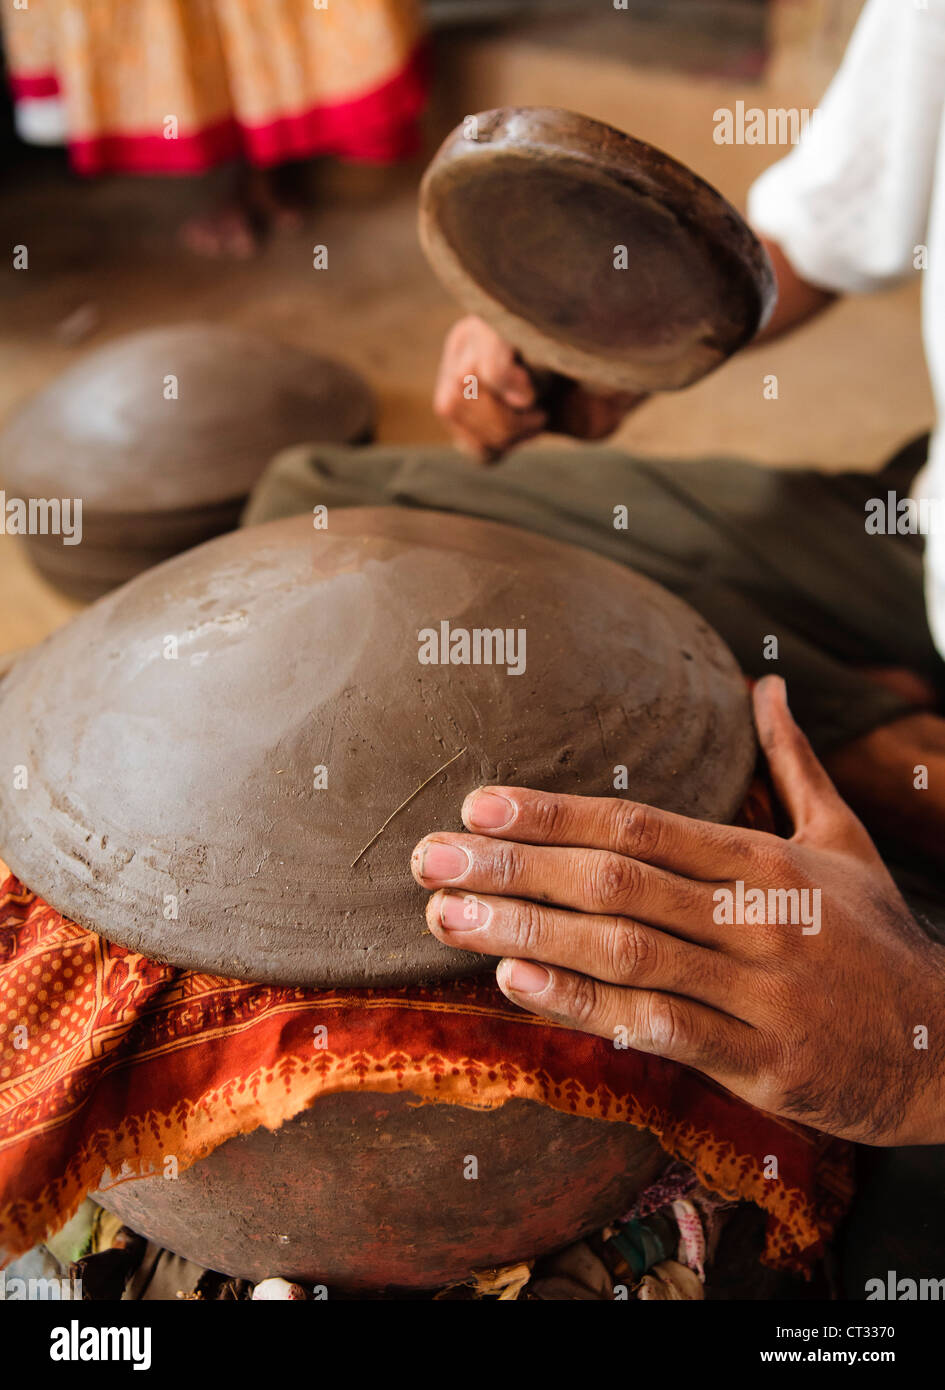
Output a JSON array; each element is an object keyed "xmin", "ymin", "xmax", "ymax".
[
  {"xmin": 1, "ymin": 0, "xmax": 428, "ymax": 171},
  {"xmin": 0, "ymin": 863, "xmax": 852, "ymax": 1274}
]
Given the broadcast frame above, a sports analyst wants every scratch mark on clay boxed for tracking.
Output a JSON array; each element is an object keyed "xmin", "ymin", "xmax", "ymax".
[
  {"xmin": 350, "ymin": 746, "xmax": 468, "ymax": 868},
  {"xmin": 593, "ymin": 704, "xmax": 606, "ymax": 756}
]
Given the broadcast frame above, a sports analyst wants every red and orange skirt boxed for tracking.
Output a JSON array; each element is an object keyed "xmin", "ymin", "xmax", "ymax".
[{"xmin": 1, "ymin": 0, "xmax": 429, "ymax": 173}]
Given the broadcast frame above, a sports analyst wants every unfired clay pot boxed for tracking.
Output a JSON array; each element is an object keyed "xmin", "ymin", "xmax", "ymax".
[
  {"xmin": 0, "ymin": 506, "xmax": 756, "ymax": 1288},
  {"xmin": 0, "ymin": 507, "xmax": 754, "ymax": 987},
  {"xmin": 0, "ymin": 324, "xmax": 374, "ymax": 600}
]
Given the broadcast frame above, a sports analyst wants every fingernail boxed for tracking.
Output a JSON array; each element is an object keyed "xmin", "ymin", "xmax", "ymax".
[
  {"xmin": 464, "ymin": 790, "xmax": 514, "ymax": 831},
  {"xmin": 439, "ymin": 893, "xmax": 490, "ymax": 931},
  {"xmin": 504, "ymin": 960, "xmax": 551, "ymax": 994},
  {"xmin": 419, "ymin": 841, "xmax": 470, "ymax": 883}
]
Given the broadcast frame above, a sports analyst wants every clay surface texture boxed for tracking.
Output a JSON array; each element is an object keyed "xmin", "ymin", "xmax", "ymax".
[
  {"xmin": 0, "ymin": 506, "xmax": 754, "ymax": 987},
  {"xmin": 0, "ymin": 323, "xmax": 374, "ymax": 599},
  {"xmin": 96, "ymin": 1092, "xmax": 668, "ymax": 1289}
]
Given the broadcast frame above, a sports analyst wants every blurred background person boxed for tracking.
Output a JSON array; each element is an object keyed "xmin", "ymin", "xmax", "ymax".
[{"xmin": 1, "ymin": 0, "xmax": 429, "ymax": 257}]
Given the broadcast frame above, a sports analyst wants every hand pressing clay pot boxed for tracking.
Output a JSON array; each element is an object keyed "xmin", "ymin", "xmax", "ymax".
[
  {"xmin": 0, "ymin": 324, "xmax": 374, "ymax": 601},
  {"xmin": 420, "ymin": 107, "xmax": 776, "ymax": 394},
  {"xmin": 0, "ymin": 506, "xmax": 758, "ymax": 1290},
  {"xmin": 0, "ymin": 506, "xmax": 754, "ymax": 988}
]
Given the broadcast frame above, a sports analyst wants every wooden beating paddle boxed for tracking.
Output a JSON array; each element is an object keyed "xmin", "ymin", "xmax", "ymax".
[{"xmin": 419, "ymin": 106, "xmax": 776, "ymax": 397}]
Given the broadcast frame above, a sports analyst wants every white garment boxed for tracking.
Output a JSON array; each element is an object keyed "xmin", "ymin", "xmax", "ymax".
[
  {"xmin": 14, "ymin": 98, "xmax": 67, "ymax": 147},
  {"xmin": 747, "ymin": 0, "xmax": 945, "ymax": 657}
]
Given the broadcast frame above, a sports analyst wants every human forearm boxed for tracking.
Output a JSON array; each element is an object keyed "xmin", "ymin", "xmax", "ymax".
[{"xmin": 751, "ymin": 236, "xmax": 837, "ymax": 346}]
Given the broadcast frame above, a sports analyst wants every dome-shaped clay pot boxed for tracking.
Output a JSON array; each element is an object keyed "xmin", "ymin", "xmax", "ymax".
[
  {"xmin": 0, "ymin": 324, "xmax": 374, "ymax": 600},
  {"xmin": 0, "ymin": 506, "xmax": 758, "ymax": 1291},
  {"xmin": 0, "ymin": 506, "xmax": 754, "ymax": 988}
]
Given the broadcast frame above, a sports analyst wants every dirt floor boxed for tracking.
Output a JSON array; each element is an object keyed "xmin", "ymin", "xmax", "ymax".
[{"xmin": 0, "ymin": 4, "xmax": 933, "ymax": 658}]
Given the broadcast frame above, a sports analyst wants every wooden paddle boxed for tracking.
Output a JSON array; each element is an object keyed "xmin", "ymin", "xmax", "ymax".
[{"xmin": 419, "ymin": 106, "xmax": 776, "ymax": 397}]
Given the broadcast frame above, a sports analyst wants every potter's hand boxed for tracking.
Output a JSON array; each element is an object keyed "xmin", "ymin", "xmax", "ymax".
[
  {"xmin": 433, "ymin": 316, "xmax": 643, "ymax": 462},
  {"xmin": 411, "ymin": 677, "xmax": 945, "ymax": 1145}
]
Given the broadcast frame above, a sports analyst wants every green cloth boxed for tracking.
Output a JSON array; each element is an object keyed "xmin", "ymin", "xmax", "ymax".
[{"xmin": 242, "ymin": 435, "xmax": 943, "ymax": 756}]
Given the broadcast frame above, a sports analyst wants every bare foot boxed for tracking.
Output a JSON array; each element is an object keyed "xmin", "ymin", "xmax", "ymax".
[
  {"xmin": 244, "ymin": 166, "xmax": 303, "ymax": 234},
  {"xmin": 180, "ymin": 201, "xmax": 257, "ymax": 259},
  {"xmin": 179, "ymin": 167, "xmax": 302, "ymax": 260}
]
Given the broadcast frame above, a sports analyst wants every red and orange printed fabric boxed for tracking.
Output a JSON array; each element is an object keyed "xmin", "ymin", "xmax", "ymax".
[{"xmin": 0, "ymin": 864, "xmax": 852, "ymax": 1274}]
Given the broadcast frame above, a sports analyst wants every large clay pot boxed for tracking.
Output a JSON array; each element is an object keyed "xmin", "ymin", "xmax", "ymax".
[
  {"xmin": 0, "ymin": 507, "xmax": 754, "ymax": 987},
  {"xmin": 0, "ymin": 324, "xmax": 374, "ymax": 600},
  {"xmin": 95, "ymin": 1093, "xmax": 667, "ymax": 1290},
  {"xmin": 0, "ymin": 506, "xmax": 755, "ymax": 1288}
]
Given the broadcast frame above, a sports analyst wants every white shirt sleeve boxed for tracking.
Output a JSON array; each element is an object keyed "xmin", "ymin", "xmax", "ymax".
[{"xmin": 747, "ymin": 0, "xmax": 945, "ymax": 294}]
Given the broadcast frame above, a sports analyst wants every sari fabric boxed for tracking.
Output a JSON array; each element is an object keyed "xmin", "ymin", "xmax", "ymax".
[{"xmin": 2, "ymin": 0, "xmax": 428, "ymax": 171}]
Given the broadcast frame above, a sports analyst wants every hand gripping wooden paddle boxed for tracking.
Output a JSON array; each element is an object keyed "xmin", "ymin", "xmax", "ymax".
[{"xmin": 419, "ymin": 107, "xmax": 777, "ymax": 396}]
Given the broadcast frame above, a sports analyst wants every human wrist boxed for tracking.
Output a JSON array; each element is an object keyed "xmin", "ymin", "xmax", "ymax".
[{"xmin": 886, "ymin": 942, "xmax": 945, "ymax": 1145}]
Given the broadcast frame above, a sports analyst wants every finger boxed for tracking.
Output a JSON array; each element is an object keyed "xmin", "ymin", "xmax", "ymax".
[
  {"xmin": 453, "ymin": 392, "xmax": 547, "ymax": 449},
  {"xmin": 448, "ymin": 417, "xmax": 536, "ymax": 466},
  {"xmin": 448, "ymin": 420, "xmax": 500, "ymax": 464},
  {"xmin": 483, "ymin": 354, "xmax": 537, "ymax": 410},
  {"xmin": 427, "ymin": 889, "xmax": 743, "ymax": 1011},
  {"xmin": 752, "ymin": 676, "xmax": 866, "ymax": 847},
  {"xmin": 411, "ymin": 833, "xmax": 721, "ymax": 941},
  {"xmin": 433, "ymin": 333, "xmax": 540, "ymax": 429},
  {"xmin": 438, "ymin": 385, "xmax": 547, "ymax": 453},
  {"xmin": 436, "ymin": 318, "xmax": 537, "ymax": 411},
  {"xmin": 461, "ymin": 785, "xmax": 772, "ymax": 882},
  {"xmin": 495, "ymin": 958, "xmax": 751, "ymax": 1075}
]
